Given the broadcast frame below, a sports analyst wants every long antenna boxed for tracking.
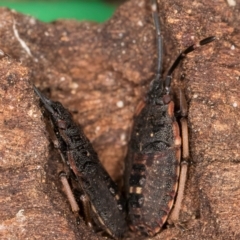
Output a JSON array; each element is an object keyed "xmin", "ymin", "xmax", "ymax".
[
  {"xmin": 33, "ymin": 85, "xmax": 55, "ymax": 114},
  {"xmin": 151, "ymin": 0, "xmax": 163, "ymax": 86},
  {"xmin": 164, "ymin": 36, "xmax": 216, "ymax": 93}
]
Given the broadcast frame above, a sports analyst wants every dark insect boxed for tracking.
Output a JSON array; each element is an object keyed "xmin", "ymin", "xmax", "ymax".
[
  {"xmin": 33, "ymin": 86, "xmax": 127, "ymax": 239},
  {"xmin": 124, "ymin": 0, "xmax": 215, "ymax": 236}
]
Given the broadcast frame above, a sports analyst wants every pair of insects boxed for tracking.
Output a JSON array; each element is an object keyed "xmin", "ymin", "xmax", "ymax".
[{"xmin": 34, "ymin": 0, "xmax": 215, "ymax": 238}]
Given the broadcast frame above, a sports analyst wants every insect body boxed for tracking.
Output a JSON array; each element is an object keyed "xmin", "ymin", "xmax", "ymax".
[
  {"xmin": 33, "ymin": 86, "xmax": 127, "ymax": 239},
  {"xmin": 125, "ymin": 0, "xmax": 215, "ymax": 236}
]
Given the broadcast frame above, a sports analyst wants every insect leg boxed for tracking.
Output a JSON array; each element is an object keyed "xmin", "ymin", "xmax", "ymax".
[
  {"xmin": 169, "ymin": 90, "xmax": 189, "ymax": 224},
  {"xmin": 60, "ymin": 172, "xmax": 93, "ymax": 228},
  {"xmin": 59, "ymin": 172, "xmax": 80, "ymax": 214},
  {"xmin": 60, "ymin": 171, "xmax": 94, "ymax": 228},
  {"xmin": 79, "ymin": 194, "xmax": 93, "ymax": 228}
]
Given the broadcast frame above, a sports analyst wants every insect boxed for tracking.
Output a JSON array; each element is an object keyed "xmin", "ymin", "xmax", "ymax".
[
  {"xmin": 33, "ymin": 86, "xmax": 127, "ymax": 239},
  {"xmin": 124, "ymin": 0, "xmax": 215, "ymax": 236}
]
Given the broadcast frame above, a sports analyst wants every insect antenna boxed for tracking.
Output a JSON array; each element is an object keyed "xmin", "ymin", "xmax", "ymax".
[
  {"xmin": 151, "ymin": 0, "xmax": 163, "ymax": 88},
  {"xmin": 164, "ymin": 36, "xmax": 216, "ymax": 94},
  {"xmin": 33, "ymin": 85, "xmax": 55, "ymax": 114}
]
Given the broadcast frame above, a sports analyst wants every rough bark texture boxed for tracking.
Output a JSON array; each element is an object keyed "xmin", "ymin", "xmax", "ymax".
[{"xmin": 0, "ymin": 0, "xmax": 239, "ymax": 239}]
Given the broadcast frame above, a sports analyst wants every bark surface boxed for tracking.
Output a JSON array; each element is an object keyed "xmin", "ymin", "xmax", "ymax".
[{"xmin": 0, "ymin": 0, "xmax": 239, "ymax": 239}]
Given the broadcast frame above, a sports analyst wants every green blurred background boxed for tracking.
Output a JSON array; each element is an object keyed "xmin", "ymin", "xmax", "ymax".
[{"xmin": 0, "ymin": 0, "xmax": 125, "ymax": 22}]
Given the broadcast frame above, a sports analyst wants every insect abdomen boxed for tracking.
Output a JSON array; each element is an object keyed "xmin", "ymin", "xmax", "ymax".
[
  {"xmin": 64, "ymin": 128, "xmax": 127, "ymax": 238},
  {"xmin": 126, "ymin": 102, "xmax": 181, "ymax": 236},
  {"xmin": 82, "ymin": 170, "xmax": 127, "ymax": 238}
]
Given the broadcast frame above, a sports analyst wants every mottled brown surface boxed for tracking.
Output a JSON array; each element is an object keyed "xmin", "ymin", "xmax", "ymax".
[{"xmin": 0, "ymin": 0, "xmax": 239, "ymax": 239}]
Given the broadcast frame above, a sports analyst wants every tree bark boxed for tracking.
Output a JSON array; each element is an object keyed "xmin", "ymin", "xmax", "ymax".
[{"xmin": 0, "ymin": 0, "xmax": 239, "ymax": 239}]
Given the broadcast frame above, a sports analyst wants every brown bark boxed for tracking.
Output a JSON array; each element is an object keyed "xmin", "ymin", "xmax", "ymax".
[{"xmin": 0, "ymin": 0, "xmax": 239, "ymax": 239}]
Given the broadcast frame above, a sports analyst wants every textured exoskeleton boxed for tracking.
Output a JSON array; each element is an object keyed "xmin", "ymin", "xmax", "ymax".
[
  {"xmin": 124, "ymin": 0, "xmax": 215, "ymax": 236},
  {"xmin": 33, "ymin": 86, "xmax": 127, "ymax": 239}
]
